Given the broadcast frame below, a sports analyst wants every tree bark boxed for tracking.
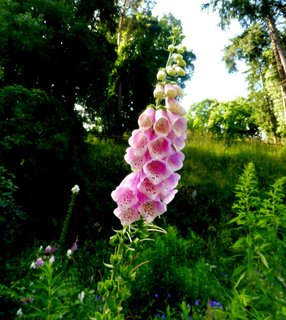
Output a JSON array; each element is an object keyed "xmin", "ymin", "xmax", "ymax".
[{"xmin": 266, "ymin": 14, "xmax": 286, "ymax": 125}]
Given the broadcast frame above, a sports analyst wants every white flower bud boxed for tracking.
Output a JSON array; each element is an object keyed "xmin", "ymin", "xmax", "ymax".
[
  {"xmin": 166, "ymin": 66, "xmax": 176, "ymax": 76},
  {"xmin": 175, "ymin": 66, "xmax": 186, "ymax": 77},
  {"xmin": 168, "ymin": 44, "xmax": 175, "ymax": 52},
  {"xmin": 176, "ymin": 46, "xmax": 185, "ymax": 54},
  {"xmin": 49, "ymin": 255, "xmax": 55, "ymax": 265},
  {"xmin": 16, "ymin": 308, "xmax": 23, "ymax": 316},
  {"xmin": 156, "ymin": 70, "xmax": 166, "ymax": 81},
  {"xmin": 67, "ymin": 249, "xmax": 72, "ymax": 258},
  {"xmin": 164, "ymin": 83, "xmax": 177, "ymax": 98},
  {"xmin": 173, "ymin": 53, "xmax": 183, "ymax": 61},
  {"xmin": 173, "ymin": 84, "xmax": 184, "ymax": 97},
  {"xmin": 153, "ymin": 84, "xmax": 164, "ymax": 99},
  {"xmin": 71, "ymin": 184, "xmax": 80, "ymax": 194},
  {"xmin": 78, "ymin": 291, "xmax": 85, "ymax": 303},
  {"xmin": 176, "ymin": 59, "xmax": 186, "ymax": 67}
]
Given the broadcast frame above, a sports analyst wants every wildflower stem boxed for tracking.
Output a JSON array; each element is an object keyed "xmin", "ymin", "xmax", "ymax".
[{"xmin": 58, "ymin": 192, "xmax": 77, "ymax": 250}]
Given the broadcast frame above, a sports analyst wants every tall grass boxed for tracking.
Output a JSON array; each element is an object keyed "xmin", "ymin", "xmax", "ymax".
[{"xmin": 169, "ymin": 131, "xmax": 286, "ymax": 235}]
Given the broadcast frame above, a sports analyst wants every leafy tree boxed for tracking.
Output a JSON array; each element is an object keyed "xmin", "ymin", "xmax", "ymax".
[
  {"xmin": 187, "ymin": 99, "xmax": 219, "ymax": 131},
  {"xmin": 104, "ymin": 11, "xmax": 196, "ymax": 134},
  {"xmin": 0, "ymin": 0, "xmax": 118, "ymax": 240},
  {"xmin": 203, "ymin": 0, "xmax": 286, "ymax": 136},
  {"xmin": 0, "ymin": 0, "xmax": 117, "ymax": 114},
  {"xmin": 189, "ymin": 97, "xmax": 259, "ymax": 139},
  {"xmin": 223, "ymin": 24, "xmax": 281, "ymax": 140}
]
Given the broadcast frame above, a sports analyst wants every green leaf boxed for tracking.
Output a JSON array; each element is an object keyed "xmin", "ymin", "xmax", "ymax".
[
  {"xmin": 235, "ymin": 271, "xmax": 246, "ymax": 289},
  {"xmin": 103, "ymin": 262, "xmax": 114, "ymax": 269},
  {"xmin": 233, "ymin": 264, "xmax": 247, "ymax": 278},
  {"xmin": 256, "ymin": 251, "xmax": 269, "ymax": 269}
]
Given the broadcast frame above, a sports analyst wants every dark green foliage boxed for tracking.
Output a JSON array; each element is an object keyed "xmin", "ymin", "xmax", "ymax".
[
  {"xmin": 0, "ymin": 0, "xmax": 117, "ymax": 111},
  {"xmin": 0, "ymin": 0, "xmax": 118, "ymax": 245},
  {"xmin": 0, "ymin": 166, "xmax": 26, "ymax": 285},
  {"xmin": 127, "ymin": 226, "xmax": 224, "ymax": 319},
  {"xmin": 0, "ymin": 85, "xmax": 86, "ymax": 242}
]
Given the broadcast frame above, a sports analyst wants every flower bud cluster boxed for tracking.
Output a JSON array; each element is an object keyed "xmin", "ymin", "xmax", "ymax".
[
  {"xmin": 67, "ymin": 239, "xmax": 78, "ymax": 258},
  {"xmin": 30, "ymin": 240, "xmax": 78, "ymax": 267},
  {"xmin": 30, "ymin": 244, "xmax": 57, "ymax": 268},
  {"xmin": 156, "ymin": 45, "xmax": 187, "ymax": 81},
  {"xmin": 153, "ymin": 82, "xmax": 186, "ymax": 115}
]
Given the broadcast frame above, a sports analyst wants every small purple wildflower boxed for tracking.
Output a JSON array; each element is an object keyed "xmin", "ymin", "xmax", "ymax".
[
  {"xmin": 51, "ymin": 244, "xmax": 57, "ymax": 254},
  {"xmin": 195, "ymin": 300, "xmax": 200, "ymax": 306},
  {"xmin": 35, "ymin": 258, "xmax": 44, "ymax": 267},
  {"xmin": 71, "ymin": 241, "xmax": 78, "ymax": 252},
  {"xmin": 45, "ymin": 245, "xmax": 51, "ymax": 255},
  {"xmin": 209, "ymin": 300, "xmax": 223, "ymax": 309},
  {"xmin": 155, "ymin": 293, "xmax": 159, "ymax": 299}
]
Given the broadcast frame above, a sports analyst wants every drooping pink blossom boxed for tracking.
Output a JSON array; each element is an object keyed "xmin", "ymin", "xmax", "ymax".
[
  {"xmin": 111, "ymin": 186, "xmax": 138, "ymax": 208},
  {"xmin": 143, "ymin": 159, "xmax": 171, "ymax": 185},
  {"xmin": 138, "ymin": 107, "xmax": 156, "ymax": 131},
  {"xmin": 166, "ymin": 151, "xmax": 185, "ymax": 171},
  {"xmin": 164, "ymin": 83, "xmax": 177, "ymax": 98},
  {"xmin": 165, "ymin": 97, "xmax": 183, "ymax": 114},
  {"xmin": 124, "ymin": 147, "xmax": 147, "ymax": 171},
  {"xmin": 138, "ymin": 177, "xmax": 162, "ymax": 200},
  {"xmin": 153, "ymin": 109, "xmax": 172, "ymax": 137},
  {"xmin": 148, "ymin": 136, "xmax": 172, "ymax": 159},
  {"xmin": 167, "ymin": 110, "xmax": 187, "ymax": 137},
  {"xmin": 138, "ymin": 200, "xmax": 165, "ymax": 223},
  {"xmin": 128, "ymin": 129, "xmax": 149, "ymax": 155},
  {"xmin": 161, "ymin": 173, "xmax": 181, "ymax": 192},
  {"xmin": 114, "ymin": 206, "xmax": 140, "ymax": 226},
  {"xmin": 167, "ymin": 130, "xmax": 187, "ymax": 151},
  {"xmin": 161, "ymin": 189, "xmax": 178, "ymax": 205},
  {"xmin": 120, "ymin": 172, "xmax": 141, "ymax": 190}
]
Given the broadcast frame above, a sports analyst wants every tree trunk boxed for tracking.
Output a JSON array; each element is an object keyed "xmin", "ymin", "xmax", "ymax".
[
  {"xmin": 113, "ymin": 0, "xmax": 129, "ymax": 134},
  {"xmin": 117, "ymin": 0, "xmax": 128, "ymax": 46},
  {"xmin": 266, "ymin": 15, "xmax": 286, "ymax": 126}
]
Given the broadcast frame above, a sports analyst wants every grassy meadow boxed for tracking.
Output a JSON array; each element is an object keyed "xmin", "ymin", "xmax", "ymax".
[{"xmin": 1, "ymin": 131, "xmax": 286, "ymax": 319}]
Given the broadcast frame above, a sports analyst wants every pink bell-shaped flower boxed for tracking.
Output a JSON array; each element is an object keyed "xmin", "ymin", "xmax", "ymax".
[
  {"xmin": 138, "ymin": 177, "xmax": 162, "ymax": 200},
  {"xmin": 111, "ymin": 186, "xmax": 138, "ymax": 208},
  {"xmin": 124, "ymin": 147, "xmax": 147, "ymax": 171},
  {"xmin": 114, "ymin": 206, "xmax": 140, "ymax": 226},
  {"xmin": 138, "ymin": 200, "xmax": 165, "ymax": 223},
  {"xmin": 148, "ymin": 136, "xmax": 172, "ymax": 160},
  {"xmin": 153, "ymin": 109, "xmax": 172, "ymax": 137},
  {"xmin": 143, "ymin": 159, "xmax": 171, "ymax": 185},
  {"xmin": 138, "ymin": 107, "xmax": 156, "ymax": 131}
]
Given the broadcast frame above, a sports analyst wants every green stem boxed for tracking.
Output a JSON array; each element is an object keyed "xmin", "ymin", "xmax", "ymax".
[{"xmin": 58, "ymin": 193, "xmax": 77, "ymax": 250}]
